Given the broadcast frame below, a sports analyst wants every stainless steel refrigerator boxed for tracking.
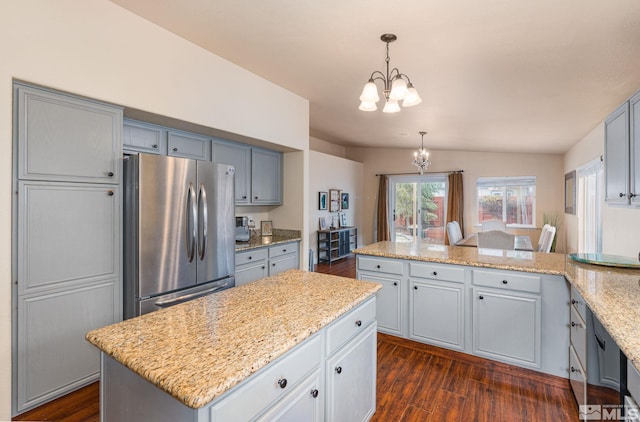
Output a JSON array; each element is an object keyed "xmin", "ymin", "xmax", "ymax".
[{"xmin": 123, "ymin": 153, "xmax": 235, "ymax": 318}]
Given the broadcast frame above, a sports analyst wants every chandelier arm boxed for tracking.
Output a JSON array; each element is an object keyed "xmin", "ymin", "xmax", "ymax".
[{"xmin": 368, "ymin": 71, "xmax": 387, "ymax": 83}]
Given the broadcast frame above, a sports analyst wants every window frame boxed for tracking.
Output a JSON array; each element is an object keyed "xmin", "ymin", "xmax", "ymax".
[{"xmin": 476, "ymin": 176, "xmax": 537, "ymax": 229}]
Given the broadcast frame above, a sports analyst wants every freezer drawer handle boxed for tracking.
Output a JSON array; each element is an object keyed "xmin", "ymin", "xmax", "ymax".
[
  {"xmin": 198, "ymin": 183, "xmax": 208, "ymax": 260},
  {"xmin": 155, "ymin": 283, "xmax": 228, "ymax": 308}
]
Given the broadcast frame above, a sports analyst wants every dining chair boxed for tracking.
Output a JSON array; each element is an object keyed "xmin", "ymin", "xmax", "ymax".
[
  {"xmin": 536, "ymin": 224, "xmax": 551, "ymax": 252},
  {"xmin": 481, "ymin": 219, "xmax": 506, "ymax": 232},
  {"xmin": 538, "ymin": 226, "xmax": 556, "ymax": 253},
  {"xmin": 477, "ymin": 230, "xmax": 516, "ymax": 250},
  {"xmin": 446, "ymin": 221, "xmax": 463, "ymax": 245}
]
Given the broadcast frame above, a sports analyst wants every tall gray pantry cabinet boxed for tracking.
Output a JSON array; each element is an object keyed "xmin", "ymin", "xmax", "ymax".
[{"xmin": 12, "ymin": 83, "xmax": 122, "ymax": 415}]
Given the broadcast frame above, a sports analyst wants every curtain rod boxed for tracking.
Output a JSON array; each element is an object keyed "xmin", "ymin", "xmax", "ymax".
[{"xmin": 375, "ymin": 170, "xmax": 464, "ymax": 176}]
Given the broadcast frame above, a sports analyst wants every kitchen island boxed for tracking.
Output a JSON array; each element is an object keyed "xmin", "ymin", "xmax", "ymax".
[
  {"xmin": 86, "ymin": 270, "xmax": 381, "ymax": 421},
  {"xmin": 354, "ymin": 241, "xmax": 640, "ymax": 375}
]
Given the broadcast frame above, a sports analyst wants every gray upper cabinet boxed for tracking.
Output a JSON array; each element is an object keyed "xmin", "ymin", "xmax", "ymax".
[
  {"xmin": 251, "ymin": 147, "xmax": 282, "ymax": 205},
  {"xmin": 605, "ymin": 89, "xmax": 640, "ymax": 206},
  {"xmin": 15, "ymin": 84, "xmax": 122, "ymax": 184},
  {"xmin": 212, "ymin": 139, "xmax": 251, "ymax": 204},
  {"xmin": 168, "ymin": 130, "xmax": 211, "ymax": 161},
  {"xmin": 123, "ymin": 119, "xmax": 167, "ymax": 155}
]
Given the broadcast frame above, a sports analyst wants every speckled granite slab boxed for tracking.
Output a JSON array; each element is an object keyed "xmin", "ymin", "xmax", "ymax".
[
  {"xmin": 235, "ymin": 229, "xmax": 301, "ymax": 251},
  {"xmin": 565, "ymin": 257, "xmax": 640, "ymax": 373},
  {"xmin": 353, "ymin": 241, "xmax": 566, "ymax": 275},
  {"xmin": 86, "ymin": 270, "xmax": 380, "ymax": 408}
]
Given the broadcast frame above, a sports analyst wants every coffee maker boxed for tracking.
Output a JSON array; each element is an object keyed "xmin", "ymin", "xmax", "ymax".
[{"xmin": 235, "ymin": 216, "xmax": 250, "ymax": 241}]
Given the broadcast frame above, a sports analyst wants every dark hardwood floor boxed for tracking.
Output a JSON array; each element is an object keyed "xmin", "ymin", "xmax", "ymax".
[{"xmin": 14, "ymin": 255, "xmax": 603, "ymax": 421}]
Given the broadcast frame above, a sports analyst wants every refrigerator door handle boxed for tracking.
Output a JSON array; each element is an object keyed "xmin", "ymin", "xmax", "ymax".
[
  {"xmin": 198, "ymin": 183, "xmax": 208, "ymax": 260},
  {"xmin": 186, "ymin": 183, "xmax": 197, "ymax": 262},
  {"xmin": 154, "ymin": 283, "xmax": 229, "ymax": 308}
]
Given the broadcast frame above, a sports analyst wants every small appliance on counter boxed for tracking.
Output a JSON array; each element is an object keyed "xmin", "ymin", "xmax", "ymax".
[{"xmin": 235, "ymin": 216, "xmax": 251, "ymax": 242}]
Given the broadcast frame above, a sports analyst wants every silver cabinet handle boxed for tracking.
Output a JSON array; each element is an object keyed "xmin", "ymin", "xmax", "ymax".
[
  {"xmin": 186, "ymin": 183, "xmax": 197, "ymax": 262},
  {"xmin": 198, "ymin": 184, "xmax": 208, "ymax": 260}
]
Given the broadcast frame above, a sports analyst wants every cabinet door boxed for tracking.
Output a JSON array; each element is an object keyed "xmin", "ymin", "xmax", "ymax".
[
  {"xmin": 251, "ymin": 148, "xmax": 282, "ymax": 204},
  {"xmin": 326, "ymin": 324, "xmax": 376, "ymax": 422},
  {"xmin": 410, "ymin": 279, "xmax": 464, "ymax": 350},
  {"xmin": 358, "ymin": 272, "xmax": 402, "ymax": 336},
  {"xmin": 630, "ymin": 91, "xmax": 640, "ymax": 204},
  {"xmin": 270, "ymin": 253, "xmax": 298, "ymax": 276},
  {"xmin": 473, "ymin": 289, "xmax": 541, "ymax": 367},
  {"xmin": 256, "ymin": 371, "xmax": 322, "ymax": 422},
  {"xmin": 235, "ymin": 262, "xmax": 268, "ymax": 286},
  {"xmin": 604, "ymin": 101, "xmax": 630, "ymax": 204},
  {"xmin": 16, "ymin": 280, "xmax": 119, "ymax": 413},
  {"xmin": 212, "ymin": 139, "xmax": 251, "ymax": 204},
  {"xmin": 123, "ymin": 119, "xmax": 166, "ymax": 155},
  {"xmin": 15, "ymin": 84, "xmax": 122, "ymax": 183},
  {"xmin": 168, "ymin": 130, "xmax": 211, "ymax": 161},
  {"xmin": 18, "ymin": 181, "xmax": 120, "ymax": 295}
]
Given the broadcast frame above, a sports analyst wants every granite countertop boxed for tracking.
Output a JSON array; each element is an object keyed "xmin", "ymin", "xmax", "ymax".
[
  {"xmin": 235, "ymin": 228, "xmax": 301, "ymax": 252},
  {"xmin": 353, "ymin": 241, "xmax": 566, "ymax": 275},
  {"xmin": 86, "ymin": 270, "xmax": 381, "ymax": 409},
  {"xmin": 355, "ymin": 240, "xmax": 640, "ymax": 373},
  {"xmin": 564, "ymin": 258, "xmax": 640, "ymax": 373}
]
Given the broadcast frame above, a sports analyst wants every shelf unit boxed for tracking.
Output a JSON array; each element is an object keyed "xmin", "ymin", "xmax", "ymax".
[{"xmin": 317, "ymin": 226, "xmax": 357, "ymax": 265}]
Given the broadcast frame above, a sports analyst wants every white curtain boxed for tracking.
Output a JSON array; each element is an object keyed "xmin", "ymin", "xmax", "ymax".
[{"xmin": 577, "ymin": 158, "xmax": 603, "ymax": 253}]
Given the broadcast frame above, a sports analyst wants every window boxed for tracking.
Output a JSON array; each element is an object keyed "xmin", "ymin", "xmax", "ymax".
[
  {"xmin": 477, "ymin": 177, "xmax": 536, "ymax": 227},
  {"xmin": 388, "ymin": 175, "xmax": 448, "ymax": 243},
  {"xmin": 577, "ymin": 159, "xmax": 603, "ymax": 253}
]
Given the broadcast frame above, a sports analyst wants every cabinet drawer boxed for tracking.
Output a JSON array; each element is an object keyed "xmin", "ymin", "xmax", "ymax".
[
  {"xmin": 358, "ymin": 257, "xmax": 403, "ymax": 275},
  {"xmin": 410, "ymin": 262, "xmax": 465, "ymax": 283},
  {"xmin": 210, "ymin": 334, "xmax": 321, "ymax": 421},
  {"xmin": 569, "ymin": 345, "xmax": 587, "ymax": 408},
  {"xmin": 326, "ymin": 298, "xmax": 376, "ymax": 356},
  {"xmin": 629, "ymin": 362, "xmax": 640, "ymax": 403},
  {"xmin": 570, "ymin": 304, "xmax": 587, "ymax": 367},
  {"xmin": 235, "ymin": 248, "xmax": 268, "ymax": 266},
  {"xmin": 269, "ymin": 242, "xmax": 299, "ymax": 259},
  {"xmin": 570, "ymin": 286, "xmax": 587, "ymax": 322},
  {"xmin": 472, "ymin": 269, "xmax": 541, "ymax": 294}
]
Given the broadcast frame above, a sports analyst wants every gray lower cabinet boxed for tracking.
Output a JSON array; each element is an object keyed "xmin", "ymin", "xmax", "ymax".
[
  {"xmin": 251, "ymin": 148, "xmax": 282, "ymax": 205},
  {"xmin": 100, "ymin": 297, "xmax": 377, "ymax": 422},
  {"xmin": 123, "ymin": 119, "xmax": 167, "ymax": 155},
  {"xmin": 14, "ymin": 83, "xmax": 122, "ymax": 184},
  {"xmin": 13, "ymin": 82, "xmax": 122, "ymax": 415},
  {"xmin": 235, "ymin": 241, "xmax": 299, "ymax": 286},
  {"xmin": 212, "ymin": 139, "xmax": 251, "ymax": 204}
]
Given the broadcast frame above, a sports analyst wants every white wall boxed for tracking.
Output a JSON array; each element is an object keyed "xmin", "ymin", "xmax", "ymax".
[
  {"xmin": 564, "ymin": 121, "xmax": 640, "ymax": 256},
  {"xmin": 345, "ymin": 147, "xmax": 565, "ymax": 250},
  {"xmin": 0, "ymin": 1, "xmax": 309, "ymax": 417},
  {"xmin": 308, "ymin": 151, "xmax": 363, "ymax": 265},
  {"xmin": 309, "ymin": 136, "xmax": 347, "ymax": 158}
]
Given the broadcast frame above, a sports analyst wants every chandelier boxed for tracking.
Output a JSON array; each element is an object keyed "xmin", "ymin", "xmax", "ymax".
[
  {"xmin": 412, "ymin": 131, "xmax": 431, "ymax": 174},
  {"xmin": 359, "ymin": 33, "xmax": 422, "ymax": 113}
]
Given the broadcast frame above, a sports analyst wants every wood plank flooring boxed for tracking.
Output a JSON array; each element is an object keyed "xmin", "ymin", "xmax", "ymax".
[{"xmin": 14, "ymin": 255, "xmax": 593, "ymax": 421}]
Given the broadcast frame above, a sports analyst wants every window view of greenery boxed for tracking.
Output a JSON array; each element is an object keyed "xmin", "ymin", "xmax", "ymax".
[
  {"xmin": 392, "ymin": 180, "xmax": 447, "ymax": 243},
  {"xmin": 477, "ymin": 177, "xmax": 536, "ymax": 227}
]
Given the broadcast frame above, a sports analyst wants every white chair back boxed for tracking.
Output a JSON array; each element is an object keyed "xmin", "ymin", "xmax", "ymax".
[
  {"xmin": 477, "ymin": 230, "xmax": 516, "ymax": 250},
  {"xmin": 446, "ymin": 221, "xmax": 463, "ymax": 245},
  {"xmin": 482, "ymin": 219, "xmax": 506, "ymax": 232},
  {"xmin": 538, "ymin": 226, "xmax": 556, "ymax": 253},
  {"xmin": 536, "ymin": 224, "xmax": 551, "ymax": 252}
]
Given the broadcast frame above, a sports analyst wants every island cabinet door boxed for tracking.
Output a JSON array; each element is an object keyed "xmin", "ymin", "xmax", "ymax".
[
  {"xmin": 326, "ymin": 323, "xmax": 376, "ymax": 422},
  {"xmin": 358, "ymin": 272, "xmax": 402, "ymax": 336},
  {"xmin": 255, "ymin": 370, "xmax": 323, "ymax": 422}
]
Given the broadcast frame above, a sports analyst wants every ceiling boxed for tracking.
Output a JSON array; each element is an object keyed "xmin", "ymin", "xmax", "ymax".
[{"xmin": 111, "ymin": 0, "xmax": 640, "ymax": 154}]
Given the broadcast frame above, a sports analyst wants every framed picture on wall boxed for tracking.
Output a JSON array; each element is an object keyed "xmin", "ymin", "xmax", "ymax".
[
  {"xmin": 329, "ymin": 189, "xmax": 340, "ymax": 212},
  {"xmin": 340, "ymin": 192, "xmax": 349, "ymax": 210},
  {"xmin": 565, "ymin": 170, "xmax": 576, "ymax": 215},
  {"xmin": 319, "ymin": 217, "xmax": 328, "ymax": 230},
  {"xmin": 318, "ymin": 191, "xmax": 328, "ymax": 210}
]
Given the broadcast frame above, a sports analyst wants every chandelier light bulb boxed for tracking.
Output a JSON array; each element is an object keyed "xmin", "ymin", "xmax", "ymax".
[
  {"xmin": 403, "ymin": 84, "xmax": 422, "ymax": 107},
  {"xmin": 389, "ymin": 77, "xmax": 408, "ymax": 100},
  {"xmin": 359, "ymin": 81, "xmax": 380, "ymax": 103},
  {"xmin": 359, "ymin": 101, "xmax": 377, "ymax": 112},
  {"xmin": 383, "ymin": 99, "xmax": 401, "ymax": 113}
]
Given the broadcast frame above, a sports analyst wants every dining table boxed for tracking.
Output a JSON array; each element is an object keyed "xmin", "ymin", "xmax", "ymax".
[{"xmin": 454, "ymin": 233, "xmax": 534, "ymax": 251}]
